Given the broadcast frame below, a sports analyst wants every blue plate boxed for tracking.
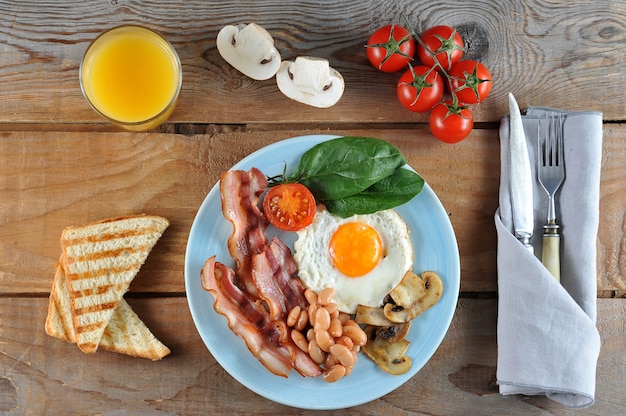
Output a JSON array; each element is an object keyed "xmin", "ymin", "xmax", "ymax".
[{"xmin": 184, "ymin": 135, "xmax": 460, "ymax": 410}]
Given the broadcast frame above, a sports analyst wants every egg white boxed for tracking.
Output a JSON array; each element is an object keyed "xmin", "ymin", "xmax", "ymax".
[{"xmin": 293, "ymin": 207, "xmax": 413, "ymax": 313}]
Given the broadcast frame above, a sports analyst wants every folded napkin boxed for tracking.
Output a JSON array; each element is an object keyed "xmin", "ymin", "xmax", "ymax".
[{"xmin": 495, "ymin": 107, "xmax": 603, "ymax": 408}]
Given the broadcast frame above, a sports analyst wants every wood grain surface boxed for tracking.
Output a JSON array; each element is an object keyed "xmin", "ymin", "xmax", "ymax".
[
  {"xmin": 1, "ymin": 298, "xmax": 624, "ymax": 415},
  {"xmin": 1, "ymin": 0, "xmax": 626, "ymax": 124},
  {"xmin": 1, "ymin": 1, "xmax": 625, "ymax": 414}
]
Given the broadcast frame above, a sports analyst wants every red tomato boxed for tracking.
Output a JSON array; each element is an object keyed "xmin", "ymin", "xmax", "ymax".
[
  {"xmin": 366, "ymin": 25, "xmax": 416, "ymax": 73},
  {"xmin": 396, "ymin": 65, "xmax": 444, "ymax": 112},
  {"xmin": 263, "ymin": 183, "xmax": 316, "ymax": 231},
  {"xmin": 417, "ymin": 25, "xmax": 464, "ymax": 70},
  {"xmin": 449, "ymin": 60, "xmax": 493, "ymax": 104},
  {"xmin": 429, "ymin": 101, "xmax": 474, "ymax": 143}
]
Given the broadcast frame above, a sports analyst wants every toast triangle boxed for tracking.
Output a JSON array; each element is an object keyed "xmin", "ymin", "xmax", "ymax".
[
  {"xmin": 45, "ymin": 262, "xmax": 171, "ymax": 360},
  {"xmin": 60, "ymin": 214, "xmax": 169, "ymax": 353}
]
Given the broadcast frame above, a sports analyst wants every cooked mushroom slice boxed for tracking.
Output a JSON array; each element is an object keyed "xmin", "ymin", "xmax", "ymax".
[
  {"xmin": 389, "ymin": 270, "xmax": 429, "ymax": 308},
  {"xmin": 276, "ymin": 56, "xmax": 345, "ymax": 108},
  {"xmin": 216, "ymin": 23, "xmax": 281, "ymax": 80},
  {"xmin": 362, "ymin": 326, "xmax": 412, "ymax": 375},
  {"xmin": 376, "ymin": 321, "xmax": 411, "ymax": 343},
  {"xmin": 355, "ymin": 304, "xmax": 396, "ymax": 326},
  {"xmin": 383, "ymin": 271, "xmax": 443, "ymax": 324}
]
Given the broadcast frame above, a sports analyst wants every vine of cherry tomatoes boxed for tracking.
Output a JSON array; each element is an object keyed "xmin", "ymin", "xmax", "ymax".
[{"xmin": 366, "ymin": 23, "xmax": 493, "ymax": 143}]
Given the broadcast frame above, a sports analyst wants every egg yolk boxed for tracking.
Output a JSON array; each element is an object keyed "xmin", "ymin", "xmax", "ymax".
[{"xmin": 329, "ymin": 222, "xmax": 383, "ymax": 277}]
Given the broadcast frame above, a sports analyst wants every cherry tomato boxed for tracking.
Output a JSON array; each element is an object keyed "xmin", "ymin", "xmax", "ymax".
[
  {"xmin": 429, "ymin": 101, "xmax": 474, "ymax": 143},
  {"xmin": 449, "ymin": 60, "xmax": 493, "ymax": 104},
  {"xmin": 263, "ymin": 183, "xmax": 316, "ymax": 231},
  {"xmin": 366, "ymin": 24, "xmax": 416, "ymax": 73},
  {"xmin": 417, "ymin": 25, "xmax": 464, "ymax": 70},
  {"xmin": 396, "ymin": 65, "xmax": 444, "ymax": 112}
]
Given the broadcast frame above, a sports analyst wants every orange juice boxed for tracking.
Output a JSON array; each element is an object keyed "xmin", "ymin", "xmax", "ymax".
[{"xmin": 80, "ymin": 25, "xmax": 181, "ymax": 131}]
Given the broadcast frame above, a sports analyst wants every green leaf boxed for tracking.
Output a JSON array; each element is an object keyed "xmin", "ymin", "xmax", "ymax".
[
  {"xmin": 288, "ymin": 136, "xmax": 407, "ymax": 200},
  {"xmin": 324, "ymin": 168, "xmax": 424, "ymax": 218}
]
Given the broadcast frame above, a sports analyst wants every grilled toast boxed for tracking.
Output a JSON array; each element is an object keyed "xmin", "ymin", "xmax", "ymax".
[
  {"xmin": 45, "ymin": 262, "xmax": 171, "ymax": 360},
  {"xmin": 59, "ymin": 214, "xmax": 169, "ymax": 354}
]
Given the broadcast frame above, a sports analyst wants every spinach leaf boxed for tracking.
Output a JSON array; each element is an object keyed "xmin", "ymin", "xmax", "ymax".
[
  {"xmin": 323, "ymin": 168, "xmax": 425, "ymax": 218},
  {"xmin": 288, "ymin": 136, "xmax": 407, "ymax": 200}
]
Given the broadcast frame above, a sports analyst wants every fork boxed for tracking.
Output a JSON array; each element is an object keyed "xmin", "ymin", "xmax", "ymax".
[{"xmin": 537, "ymin": 115, "xmax": 566, "ymax": 282}]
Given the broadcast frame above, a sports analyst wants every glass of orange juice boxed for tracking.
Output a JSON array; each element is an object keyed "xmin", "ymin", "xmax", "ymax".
[{"xmin": 80, "ymin": 25, "xmax": 182, "ymax": 131}]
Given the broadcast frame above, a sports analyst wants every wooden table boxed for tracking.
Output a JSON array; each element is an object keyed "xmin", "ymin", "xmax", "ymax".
[{"xmin": 1, "ymin": 1, "xmax": 624, "ymax": 414}]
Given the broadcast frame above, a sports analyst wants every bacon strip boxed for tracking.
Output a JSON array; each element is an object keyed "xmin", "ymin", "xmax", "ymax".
[
  {"xmin": 219, "ymin": 168, "xmax": 269, "ymax": 296},
  {"xmin": 267, "ymin": 238, "xmax": 309, "ymax": 312},
  {"xmin": 252, "ymin": 237, "xmax": 308, "ymax": 321},
  {"xmin": 201, "ymin": 256, "xmax": 292, "ymax": 378}
]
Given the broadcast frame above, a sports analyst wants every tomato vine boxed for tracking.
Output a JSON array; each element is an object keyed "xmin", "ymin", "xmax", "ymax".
[{"xmin": 367, "ymin": 16, "xmax": 494, "ymax": 143}]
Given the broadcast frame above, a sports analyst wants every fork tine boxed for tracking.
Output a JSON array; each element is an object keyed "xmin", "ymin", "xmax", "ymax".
[
  {"xmin": 557, "ymin": 114, "xmax": 565, "ymax": 167},
  {"xmin": 539, "ymin": 116, "xmax": 550, "ymax": 167},
  {"xmin": 548, "ymin": 117, "xmax": 559, "ymax": 166},
  {"xmin": 552, "ymin": 115, "xmax": 560, "ymax": 166}
]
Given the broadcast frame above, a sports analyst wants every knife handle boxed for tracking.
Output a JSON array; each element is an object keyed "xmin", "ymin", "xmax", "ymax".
[{"xmin": 542, "ymin": 223, "xmax": 560, "ymax": 282}]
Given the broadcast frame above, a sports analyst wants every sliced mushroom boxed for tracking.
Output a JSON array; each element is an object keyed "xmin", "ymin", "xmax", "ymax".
[
  {"xmin": 375, "ymin": 322, "xmax": 411, "ymax": 343},
  {"xmin": 216, "ymin": 23, "xmax": 281, "ymax": 80},
  {"xmin": 362, "ymin": 326, "xmax": 412, "ymax": 375},
  {"xmin": 355, "ymin": 306, "xmax": 410, "ymax": 341},
  {"xmin": 389, "ymin": 270, "xmax": 429, "ymax": 309},
  {"xmin": 276, "ymin": 56, "xmax": 344, "ymax": 108},
  {"xmin": 383, "ymin": 271, "xmax": 443, "ymax": 324},
  {"xmin": 355, "ymin": 304, "xmax": 396, "ymax": 326}
]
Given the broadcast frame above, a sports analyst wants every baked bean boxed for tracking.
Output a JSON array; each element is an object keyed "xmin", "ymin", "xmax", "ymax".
[
  {"xmin": 291, "ymin": 329, "xmax": 308, "ymax": 352},
  {"xmin": 329, "ymin": 318, "xmax": 343, "ymax": 338},
  {"xmin": 324, "ymin": 352, "xmax": 338, "ymax": 368},
  {"xmin": 315, "ymin": 329, "xmax": 334, "ymax": 352},
  {"xmin": 287, "ymin": 306, "xmax": 301, "ymax": 327},
  {"xmin": 344, "ymin": 364, "xmax": 353, "ymax": 377},
  {"xmin": 323, "ymin": 364, "xmax": 346, "ymax": 383},
  {"xmin": 306, "ymin": 328, "xmax": 315, "ymax": 342},
  {"xmin": 343, "ymin": 319, "xmax": 360, "ymax": 329},
  {"xmin": 343, "ymin": 324, "xmax": 367, "ymax": 346},
  {"xmin": 317, "ymin": 287, "xmax": 335, "ymax": 305},
  {"xmin": 323, "ymin": 302, "xmax": 339, "ymax": 317},
  {"xmin": 314, "ymin": 307, "xmax": 331, "ymax": 332},
  {"xmin": 337, "ymin": 312, "xmax": 351, "ymax": 324},
  {"xmin": 336, "ymin": 335, "xmax": 353, "ymax": 350},
  {"xmin": 330, "ymin": 344, "xmax": 356, "ymax": 368},
  {"xmin": 304, "ymin": 289, "xmax": 318, "ymax": 305},
  {"xmin": 307, "ymin": 303, "xmax": 318, "ymax": 327},
  {"xmin": 308, "ymin": 339, "xmax": 325, "ymax": 364},
  {"xmin": 295, "ymin": 309, "xmax": 309, "ymax": 331}
]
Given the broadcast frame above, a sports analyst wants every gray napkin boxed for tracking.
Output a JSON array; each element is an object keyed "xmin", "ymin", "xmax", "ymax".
[{"xmin": 495, "ymin": 107, "xmax": 602, "ymax": 408}]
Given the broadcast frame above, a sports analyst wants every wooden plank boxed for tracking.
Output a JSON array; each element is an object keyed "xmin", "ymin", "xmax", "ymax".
[
  {"xmin": 0, "ymin": 128, "xmax": 623, "ymax": 294},
  {"xmin": 0, "ymin": 297, "xmax": 623, "ymax": 415},
  {"xmin": 0, "ymin": 0, "xmax": 625, "ymax": 124}
]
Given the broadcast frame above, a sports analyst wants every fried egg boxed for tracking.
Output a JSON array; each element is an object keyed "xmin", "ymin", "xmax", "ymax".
[{"xmin": 293, "ymin": 207, "xmax": 413, "ymax": 313}]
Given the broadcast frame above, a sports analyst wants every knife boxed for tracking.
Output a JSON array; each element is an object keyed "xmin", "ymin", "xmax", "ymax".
[{"xmin": 508, "ymin": 93, "xmax": 534, "ymax": 253}]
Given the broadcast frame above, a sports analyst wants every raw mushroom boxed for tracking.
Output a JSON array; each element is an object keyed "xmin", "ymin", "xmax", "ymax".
[
  {"xmin": 216, "ymin": 23, "xmax": 282, "ymax": 80},
  {"xmin": 276, "ymin": 56, "xmax": 344, "ymax": 108}
]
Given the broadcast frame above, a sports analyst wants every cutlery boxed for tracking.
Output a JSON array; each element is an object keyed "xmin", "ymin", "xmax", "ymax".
[
  {"xmin": 537, "ymin": 115, "xmax": 566, "ymax": 281},
  {"xmin": 508, "ymin": 93, "xmax": 534, "ymax": 253}
]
